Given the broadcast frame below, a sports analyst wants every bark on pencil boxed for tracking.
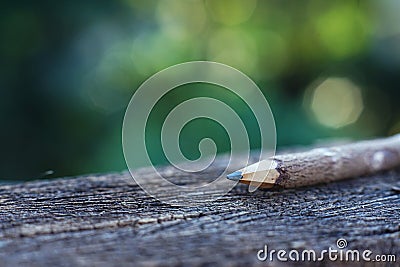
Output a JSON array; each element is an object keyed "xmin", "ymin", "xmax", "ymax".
[{"xmin": 227, "ymin": 134, "xmax": 400, "ymax": 188}]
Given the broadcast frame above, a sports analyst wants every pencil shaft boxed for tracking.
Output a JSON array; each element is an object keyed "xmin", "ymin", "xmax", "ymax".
[{"xmin": 236, "ymin": 134, "xmax": 400, "ymax": 188}]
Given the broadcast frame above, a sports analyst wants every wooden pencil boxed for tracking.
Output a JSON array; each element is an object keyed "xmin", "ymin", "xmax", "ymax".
[{"xmin": 227, "ymin": 134, "xmax": 400, "ymax": 189}]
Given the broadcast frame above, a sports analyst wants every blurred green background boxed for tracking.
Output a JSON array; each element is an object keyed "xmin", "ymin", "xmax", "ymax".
[{"xmin": 1, "ymin": 0, "xmax": 400, "ymax": 181}]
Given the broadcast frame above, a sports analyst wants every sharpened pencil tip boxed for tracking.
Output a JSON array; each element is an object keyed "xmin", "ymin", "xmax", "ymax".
[{"xmin": 227, "ymin": 171, "xmax": 242, "ymax": 181}]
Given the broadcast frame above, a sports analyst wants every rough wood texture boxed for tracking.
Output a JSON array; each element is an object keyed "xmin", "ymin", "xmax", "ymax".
[{"xmin": 0, "ymin": 152, "xmax": 399, "ymax": 266}]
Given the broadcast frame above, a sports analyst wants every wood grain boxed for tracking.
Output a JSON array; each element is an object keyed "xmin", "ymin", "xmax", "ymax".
[{"xmin": 0, "ymin": 153, "xmax": 399, "ymax": 266}]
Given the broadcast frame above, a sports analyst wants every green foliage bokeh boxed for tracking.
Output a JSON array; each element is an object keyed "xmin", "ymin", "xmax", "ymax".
[{"xmin": 1, "ymin": 0, "xmax": 400, "ymax": 180}]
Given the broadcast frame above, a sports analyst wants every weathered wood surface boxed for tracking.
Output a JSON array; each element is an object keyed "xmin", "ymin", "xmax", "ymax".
[{"xmin": 0, "ymin": 153, "xmax": 399, "ymax": 266}]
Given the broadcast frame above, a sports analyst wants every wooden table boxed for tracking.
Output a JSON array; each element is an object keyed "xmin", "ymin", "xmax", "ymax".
[{"xmin": 0, "ymin": 154, "xmax": 399, "ymax": 266}]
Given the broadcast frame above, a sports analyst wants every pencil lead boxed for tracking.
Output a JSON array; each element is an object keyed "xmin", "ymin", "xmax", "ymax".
[{"xmin": 227, "ymin": 171, "xmax": 242, "ymax": 181}]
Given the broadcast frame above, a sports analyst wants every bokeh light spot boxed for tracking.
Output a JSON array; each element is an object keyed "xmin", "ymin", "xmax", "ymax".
[
  {"xmin": 156, "ymin": 0, "xmax": 206, "ymax": 40},
  {"xmin": 207, "ymin": 28, "xmax": 258, "ymax": 75},
  {"xmin": 306, "ymin": 77, "xmax": 364, "ymax": 128},
  {"xmin": 314, "ymin": 4, "xmax": 370, "ymax": 58},
  {"xmin": 205, "ymin": 0, "xmax": 258, "ymax": 26}
]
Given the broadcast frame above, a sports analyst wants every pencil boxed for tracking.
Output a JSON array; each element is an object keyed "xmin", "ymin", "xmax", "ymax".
[{"xmin": 227, "ymin": 134, "xmax": 400, "ymax": 189}]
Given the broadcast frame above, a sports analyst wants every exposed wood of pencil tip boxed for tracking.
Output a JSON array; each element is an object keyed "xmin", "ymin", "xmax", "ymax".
[{"xmin": 228, "ymin": 134, "xmax": 400, "ymax": 188}]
